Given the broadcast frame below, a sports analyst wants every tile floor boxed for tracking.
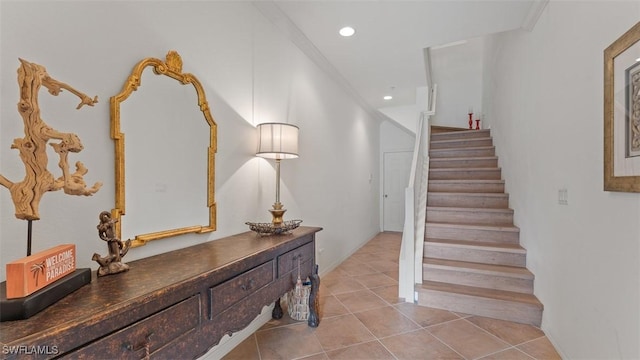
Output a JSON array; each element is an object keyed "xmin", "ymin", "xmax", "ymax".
[{"xmin": 223, "ymin": 232, "xmax": 562, "ymax": 360}]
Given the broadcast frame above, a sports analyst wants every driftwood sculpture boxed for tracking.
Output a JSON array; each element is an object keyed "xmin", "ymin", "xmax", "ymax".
[
  {"xmin": 92, "ymin": 211, "xmax": 131, "ymax": 276},
  {"xmin": 0, "ymin": 58, "xmax": 102, "ymax": 221}
]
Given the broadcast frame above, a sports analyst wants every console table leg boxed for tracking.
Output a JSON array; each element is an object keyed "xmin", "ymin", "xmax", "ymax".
[
  {"xmin": 308, "ymin": 265, "xmax": 320, "ymax": 327},
  {"xmin": 272, "ymin": 297, "xmax": 283, "ymax": 319}
]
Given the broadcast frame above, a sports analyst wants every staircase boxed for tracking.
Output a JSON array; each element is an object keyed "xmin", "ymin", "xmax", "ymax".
[{"xmin": 415, "ymin": 128, "xmax": 543, "ymax": 326}]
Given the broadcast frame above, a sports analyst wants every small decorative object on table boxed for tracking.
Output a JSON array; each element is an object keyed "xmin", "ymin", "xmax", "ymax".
[
  {"xmin": 283, "ymin": 263, "xmax": 320, "ymax": 327},
  {"xmin": 287, "ymin": 259, "xmax": 311, "ymax": 321},
  {"xmin": 468, "ymin": 106, "xmax": 474, "ymax": 129},
  {"xmin": 307, "ymin": 264, "xmax": 320, "ymax": 327},
  {"xmin": 246, "ymin": 220, "xmax": 302, "ymax": 236},
  {"xmin": 1, "ymin": 245, "xmax": 91, "ymax": 322},
  {"xmin": 92, "ymin": 211, "xmax": 132, "ymax": 276}
]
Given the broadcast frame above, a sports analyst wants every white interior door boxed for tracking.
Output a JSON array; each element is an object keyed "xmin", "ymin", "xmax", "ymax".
[{"xmin": 383, "ymin": 151, "xmax": 413, "ymax": 232}]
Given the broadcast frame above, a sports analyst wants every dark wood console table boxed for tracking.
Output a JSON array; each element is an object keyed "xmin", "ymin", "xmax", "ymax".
[{"xmin": 0, "ymin": 226, "xmax": 322, "ymax": 359}]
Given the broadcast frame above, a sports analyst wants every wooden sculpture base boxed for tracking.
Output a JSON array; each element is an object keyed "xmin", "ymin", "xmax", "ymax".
[{"xmin": 0, "ymin": 269, "xmax": 91, "ymax": 322}]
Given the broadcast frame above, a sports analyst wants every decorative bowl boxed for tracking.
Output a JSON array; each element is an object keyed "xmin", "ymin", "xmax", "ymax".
[{"xmin": 245, "ymin": 220, "xmax": 302, "ymax": 236}]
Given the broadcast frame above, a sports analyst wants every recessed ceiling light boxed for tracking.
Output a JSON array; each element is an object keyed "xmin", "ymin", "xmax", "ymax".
[
  {"xmin": 339, "ymin": 26, "xmax": 356, "ymax": 37},
  {"xmin": 383, "ymin": 95, "xmax": 393, "ymax": 100},
  {"xmin": 636, "ymin": 57, "xmax": 640, "ymax": 62}
]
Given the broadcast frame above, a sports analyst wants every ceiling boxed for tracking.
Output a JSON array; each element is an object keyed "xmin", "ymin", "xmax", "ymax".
[{"xmin": 256, "ymin": 0, "xmax": 543, "ymax": 116}]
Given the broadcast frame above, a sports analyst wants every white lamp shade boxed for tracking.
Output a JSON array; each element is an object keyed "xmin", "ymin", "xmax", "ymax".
[{"xmin": 256, "ymin": 123, "xmax": 299, "ymax": 160}]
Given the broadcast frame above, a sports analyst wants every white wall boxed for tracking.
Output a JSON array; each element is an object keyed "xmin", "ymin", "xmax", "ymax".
[
  {"xmin": 482, "ymin": 2, "xmax": 640, "ymax": 358},
  {"xmin": 378, "ymin": 86, "xmax": 431, "ymax": 135},
  {"xmin": 378, "ymin": 105, "xmax": 418, "ymax": 134},
  {"xmin": 431, "ymin": 37, "xmax": 484, "ymax": 129},
  {"xmin": 0, "ymin": 2, "xmax": 381, "ymax": 282},
  {"xmin": 381, "ymin": 121, "xmax": 416, "ymax": 154}
]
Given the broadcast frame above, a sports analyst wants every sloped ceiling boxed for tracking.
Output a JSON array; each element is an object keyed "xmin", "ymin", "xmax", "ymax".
[{"xmin": 257, "ymin": 0, "xmax": 545, "ymax": 115}]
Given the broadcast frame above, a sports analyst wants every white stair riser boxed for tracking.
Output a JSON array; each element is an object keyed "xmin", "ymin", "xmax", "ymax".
[
  {"xmin": 423, "ymin": 267, "xmax": 534, "ymax": 293},
  {"xmin": 416, "ymin": 289, "xmax": 542, "ymax": 326},
  {"xmin": 431, "ymin": 130, "xmax": 491, "ymax": 141},
  {"xmin": 426, "ymin": 208, "xmax": 514, "ymax": 225},
  {"xmin": 429, "ymin": 168, "xmax": 501, "ymax": 180},
  {"xmin": 427, "ymin": 194, "xmax": 509, "ymax": 208},
  {"xmin": 424, "ymin": 243, "xmax": 526, "ymax": 267},
  {"xmin": 428, "ymin": 182, "xmax": 505, "ymax": 193},
  {"xmin": 426, "ymin": 225, "xmax": 520, "ymax": 243},
  {"xmin": 430, "ymin": 158, "xmax": 498, "ymax": 169},
  {"xmin": 430, "ymin": 138, "xmax": 493, "ymax": 150},
  {"xmin": 430, "ymin": 147, "xmax": 495, "ymax": 158}
]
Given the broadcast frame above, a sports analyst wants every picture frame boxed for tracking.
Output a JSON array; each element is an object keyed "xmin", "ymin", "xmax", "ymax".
[{"xmin": 604, "ymin": 21, "xmax": 640, "ymax": 192}]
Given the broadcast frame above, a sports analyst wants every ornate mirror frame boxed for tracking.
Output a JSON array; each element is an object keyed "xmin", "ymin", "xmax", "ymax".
[{"xmin": 110, "ymin": 51, "xmax": 217, "ymax": 247}]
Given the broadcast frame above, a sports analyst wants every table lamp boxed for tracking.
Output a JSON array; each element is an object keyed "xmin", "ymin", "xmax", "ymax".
[{"xmin": 256, "ymin": 123, "xmax": 299, "ymax": 226}]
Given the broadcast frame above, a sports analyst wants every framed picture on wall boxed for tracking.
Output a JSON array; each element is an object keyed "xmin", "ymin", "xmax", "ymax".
[
  {"xmin": 604, "ymin": 21, "xmax": 640, "ymax": 192},
  {"xmin": 626, "ymin": 61, "xmax": 640, "ymax": 158}
]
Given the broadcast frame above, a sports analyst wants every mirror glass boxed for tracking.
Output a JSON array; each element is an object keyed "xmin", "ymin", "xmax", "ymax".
[{"xmin": 111, "ymin": 51, "xmax": 216, "ymax": 246}]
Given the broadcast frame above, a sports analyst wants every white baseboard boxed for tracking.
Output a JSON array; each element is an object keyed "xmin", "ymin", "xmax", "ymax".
[{"xmin": 318, "ymin": 235, "xmax": 375, "ymax": 277}]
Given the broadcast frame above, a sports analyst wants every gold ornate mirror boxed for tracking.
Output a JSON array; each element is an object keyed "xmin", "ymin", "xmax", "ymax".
[{"xmin": 111, "ymin": 51, "xmax": 217, "ymax": 247}]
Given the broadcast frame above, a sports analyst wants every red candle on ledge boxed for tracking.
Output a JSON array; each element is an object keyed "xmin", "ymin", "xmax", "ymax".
[{"xmin": 468, "ymin": 106, "xmax": 473, "ymax": 129}]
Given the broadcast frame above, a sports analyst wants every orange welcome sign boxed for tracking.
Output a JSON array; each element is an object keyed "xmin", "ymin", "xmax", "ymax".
[{"xmin": 5, "ymin": 244, "xmax": 76, "ymax": 299}]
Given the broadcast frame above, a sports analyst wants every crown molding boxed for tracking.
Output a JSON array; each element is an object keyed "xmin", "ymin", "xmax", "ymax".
[{"xmin": 522, "ymin": 0, "xmax": 549, "ymax": 32}]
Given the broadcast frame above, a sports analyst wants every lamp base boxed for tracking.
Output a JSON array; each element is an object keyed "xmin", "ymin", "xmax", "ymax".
[{"xmin": 269, "ymin": 202, "xmax": 287, "ymax": 226}]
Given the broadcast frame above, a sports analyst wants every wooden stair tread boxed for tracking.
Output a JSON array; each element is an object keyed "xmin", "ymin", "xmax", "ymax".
[
  {"xmin": 419, "ymin": 281, "xmax": 543, "ymax": 307},
  {"xmin": 431, "ymin": 129, "xmax": 490, "ymax": 136},
  {"xmin": 426, "ymin": 206, "xmax": 515, "ymax": 226},
  {"xmin": 427, "ymin": 206, "xmax": 514, "ymax": 214},
  {"xmin": 428, "ymin": 192, "xmax": 508, "ymax": 198},
  {"xmin": 423, "ymin": 258, "xmax": 533, "ymax": 278},
  {"xmin": 431, "ymin": 137, "xmax": 491, "ymax": 144},
  {"xmin": 427, "ymin": 180, "xmax": 506, "ymax": 193},
  {"xmin": 426, "ymin": 222, "xmax": 520, "ymax": 232},
  {"xmin": 429, "ymin": 147, "xmax": 497, "ymax": 159},
  {"xmin": 431, "ymin": 126, "xmax": 468, "ymax": 133},
  {"xmin": 430, "ymin": 156, "xmax": 498, "ymax": 162},
  {"xmin": 430, "ymin": 145, "xmax": 495, "ymax": 151},
  {"xmin": 429, "ymin": 179, "xmax": 505, "ymax": 184},
  {"xmin": 425, "ymin": 238, "xmax": 526, "ymax": 252},
  {"xmin": 430, "ymin": 167, "xmax": 501, "ymax": 171}
]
